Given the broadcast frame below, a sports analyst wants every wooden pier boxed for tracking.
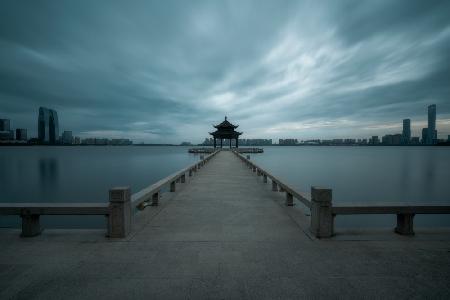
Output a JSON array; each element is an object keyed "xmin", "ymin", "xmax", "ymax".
[{"xmin": 1, "ymin": 150, "xmax": 450, "ymax": 299}]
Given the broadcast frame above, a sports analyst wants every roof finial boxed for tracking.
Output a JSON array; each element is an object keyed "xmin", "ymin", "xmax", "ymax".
[{"xmin": 225, "ymin": 116, "xmax": 227, "ymax": 121}]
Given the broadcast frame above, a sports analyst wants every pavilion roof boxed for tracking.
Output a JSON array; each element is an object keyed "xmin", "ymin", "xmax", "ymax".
[{"xmin": 213, "ymin": 116, "xmax": 239, "ymax": 129}]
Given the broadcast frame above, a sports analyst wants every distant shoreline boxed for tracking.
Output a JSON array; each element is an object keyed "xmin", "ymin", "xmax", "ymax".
[{"xmin": 0, "ymin": 143, "xmax": 449, "ymax": 147}]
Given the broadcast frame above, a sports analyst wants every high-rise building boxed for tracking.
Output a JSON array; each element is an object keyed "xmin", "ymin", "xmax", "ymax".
[
  {"xmin": 369, "ymin": 136, "xmax": 380, "ymax": 145},
  {"xmin": 427, "ymin": 104, "xmax": 436, "ymax": 145},
  {"xmin": 402, "ymin": 119, "xmax": 411, "ymax": 144},
  {"xmin": 15, "ymin": 129, "xmax": 27, "ymax": 141},
  {"xmin": 38, "ymin": 107, "xmax": 59, "ymax": 144},
  {"xmin": 421, "ymin": 128, "xmax": 428, "ymax": 144},
  {"xmin": 62, "ymin": 131, "xmax": 73, "ymax": 144},
  {"xmin": 0, "ymin": 119, "xmax": 10, "ymax": 131}
]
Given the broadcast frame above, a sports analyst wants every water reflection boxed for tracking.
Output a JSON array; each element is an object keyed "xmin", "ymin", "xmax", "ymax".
[{"xmin": 39, "ymin": 157, "xmax": 59, "ymax": 190}]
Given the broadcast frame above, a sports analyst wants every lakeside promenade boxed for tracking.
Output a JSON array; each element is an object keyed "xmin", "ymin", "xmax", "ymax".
[{"xmin": 1, "ymin": 150, "xmax": 450, "ymax": 299}]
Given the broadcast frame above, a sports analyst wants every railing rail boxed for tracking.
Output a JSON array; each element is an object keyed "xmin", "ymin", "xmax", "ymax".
[
  {"xmin": 131, "ymin": 149, "xmax": 219, "ymax": 209},
  {"xmin": 0, "ymin": 150, "xmax": 220, "ymax": 238},
  {"xmin": 232, "ymin": 150, "xmax": 311, "ymax": 208},
  {"xmin": 232, "ymin": 150, "xmax": 450, "ymax": 238},
  {"xmin": 332, "ymin": 205, "xmax": 450, "ymax": 215}
]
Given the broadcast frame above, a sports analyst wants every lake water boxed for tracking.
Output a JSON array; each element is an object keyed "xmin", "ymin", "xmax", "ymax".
[{"xmin": 1, "ymin": 146, "xmax": 449, "ymax": 229}]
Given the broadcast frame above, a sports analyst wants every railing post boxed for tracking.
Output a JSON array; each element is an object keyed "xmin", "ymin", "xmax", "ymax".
[
  {"xmin": 246, "ymin": 155, "xmax": 250, "ymax": 160},
  {"xmin": 170, "ymin": 181, "xmax": 176, "ymax": 192},
  {"xmin": 189, "ymin": 169, "xmax": 193, "ymax": 177},
  {"xmin": 181, "ymin": 174, "xmax": 186, "ymax": 183},
  {"xmin": 20, "ymin": 209, "xmax": 41, "ymax": 237},
  {"xmin": 310, "ymin": 187, "xmax": 334, "ymax": 238},
  {"xmin": 152, "ymin": 192, "xmax": 160, "ymax": 206},
  {"xmin": 395, "ymin": 213, "xmax": 415, "ymax": 235},
  {"xmin": 263, "ymin": 174, "xmax": 268, "ymax": 183},
  {"xmin": 252, "ymin": 166, "xmax": 256, "ymax": 172},
  {"xmin": 108, "ymin": 187, "xmax": 131, "ymax": 238},
  {"xmin": 286, "ymin": 192, "xmax": 294, "ymax": 206},
  {"xmin": 279, "ymin": 185, "xmax": 285, "ymax": 192},
  {"xmin": 272, "ymin": 180, "xmax": 278, "ymax": 191}
]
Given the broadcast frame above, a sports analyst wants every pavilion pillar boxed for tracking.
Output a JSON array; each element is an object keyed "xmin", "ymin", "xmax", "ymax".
[
  {"xmin": 213, "ymin": 138, "xmax": 216, "ymax": 148},
  {"xmin": 236, "ymin": 138, "xmax": 239, "ymax": 148},
  {"xmin": 229, "ymin": 138, "xmax": 232, "ymax": 148},
  {"xmin": 220, "ymin": 139, "xmax": 223, "ymax": 148}
]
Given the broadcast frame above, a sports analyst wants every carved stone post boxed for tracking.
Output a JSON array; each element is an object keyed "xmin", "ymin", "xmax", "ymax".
[
  {"xmin": 20, "ymin": 209, "xmax": 41, "ymax": 237},
  {"xmin": 272, "ymin": 181, "xmax": 278, "ymax": 191},
  {"xmin": 108, "ymin": 187, "xmax": 131, "ymax": 238},
  {"xmin": 181, "ymin": 174, "xmax": 186, "ymax": 183},
  {"xmin": 286, "ymin": 192, "xmax": 294, "ymax": 206},
  {"xmin": 170, "ymin": 181, "xmax": 176, "ymax": 192},
  {"xmin": 189, "ymin": 169, "xmax": 193, "ymax": 177},
  {"xmin": 263, "ymin": 174, "xmax": 268, "ymax": 183},
  {"xmin": 152, "ymin": 192, "xmax": 160, "ymax": 206},
  {"xmin": 395, "ymin": 214, "xmax": 415, "ymax": 235},
  {"xmin": 310, "ymin": 187, "xmax": 333, "ymax": 238}
]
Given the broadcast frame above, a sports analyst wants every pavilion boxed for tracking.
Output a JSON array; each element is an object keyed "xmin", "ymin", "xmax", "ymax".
[{"xmin": 209, "ymin": 117, "xmax": 242, "ymax": 148}]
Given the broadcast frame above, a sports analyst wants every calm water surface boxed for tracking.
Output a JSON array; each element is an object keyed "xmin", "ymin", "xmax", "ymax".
[
  {"xmin": 252, "ymin": 146, "xmax": 450, "ymax": 228},
  {"xmin": 1, "ymin": 145, "xmax": 449, "ymax": 229}
]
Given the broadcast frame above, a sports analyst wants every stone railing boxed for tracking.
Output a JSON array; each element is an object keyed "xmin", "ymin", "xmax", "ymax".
[
  {"xmin": 0, "ymin": 150, "xmax": 220, "ymax": 238},
  {"xmin": 233, "ymin": 151, "xmax": 450, "ymax": 238}
]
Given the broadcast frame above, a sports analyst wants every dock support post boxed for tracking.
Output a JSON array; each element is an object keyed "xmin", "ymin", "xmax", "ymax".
[
  {"xmin": 310, "ymin": 187, "xmax": 333, "ymax": 238},
  {"xmin": 286, "ymin": 192, "xmax": 294, "ymax": 206},
  {"xmin": 20, "ymin": 210, "xmax": 41, "ymax": 237},
  {"xmin": 395, "ymin": 214, "xmax": 415, "ymax": 235},
  {"xmin": 170, "ymin": 181, "xmax": 176, "ymax": 192},
  {"xmin": 181, "ymin": 174, "xmax": 186, "ymax": 183},
  {"xmin": 108, "ymin": 187, "xmax": 131, "ymax": 238},
  {"xmin": 263, "ymin": 174, "xmax": 267, "ymax": 183},
  {"xmin": 272, "ymin": 181, "xmax": 278, "ymax": 191}
]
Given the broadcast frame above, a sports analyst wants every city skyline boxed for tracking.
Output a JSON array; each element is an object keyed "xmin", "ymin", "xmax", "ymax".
[
  {"xmin": 1, "ymin": 1, "xmax": 450, "ymax": 143},
  {"xmin": 0, "ymin": 103, "xmax": 448, "ymax": 145}
]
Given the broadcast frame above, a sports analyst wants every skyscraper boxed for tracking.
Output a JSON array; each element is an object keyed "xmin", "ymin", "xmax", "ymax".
[
  {"xmin": 15, "ymin": 129, "xmax": 27, "ymax": 141},
  {"xmin": 38, "ymin": 107, "xmax": 59, "ymax": 144},
  {"xmin": 427, "ymin": 104, "xmax": 436, "ymax": 145},
  {"xmin": 0, "ymin": 119, "xmax": 10, "ymax": 131},
  {"xmin": 402, "ymin": 119, "xmax": 411, "ymax": 144}
]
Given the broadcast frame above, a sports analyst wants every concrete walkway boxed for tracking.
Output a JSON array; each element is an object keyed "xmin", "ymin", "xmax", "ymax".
[{"xmin": 1, "ymin": 151, "xmax": 450, "ymax": 299}]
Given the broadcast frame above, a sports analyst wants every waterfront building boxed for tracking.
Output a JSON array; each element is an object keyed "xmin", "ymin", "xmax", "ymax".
[
  {"xmin": 62, "ymin": 131, "xmax": 73, "ymax": 144},
  {"xmin": 402, "ymin": 119, "xmax": 411, "ymax": 144},
  {"xmin": 421, "ymin": 128, "xmax": 428, "ymax": 144},
  {"xmin": 209, "ymin": 117, "xmax": 242, "ymax": 148},
  {"xmin": 427, "ymin": 104, "xmax": 436, "ymax": 145},
  {"xmin": 240, "ymin": 139, "xmax": 272, "ymax": 146},
  {"xmin": 410, "ymin": 137, "xmax": 420, "ymax": 145},
  {"xmin": 0, "ymin": 130, "xmax": 14, "ymax": 141},
  {"xmin": 279, "ymin": 139, "xmax": 298, "ymax": 145},
  {"xmin": 15, "ymin": 129, "xmax": 27, "ymax": 141},
  {"xmin": 0, "ymin": 119, "xmax": 10, "ymax": 131},
  {"xmin": 382, "ymin": 134, "xmax": 402, "ymax": 145},
  {"xmin": 110, "ymin": 139, "xmax": 132, "ymax": 145},
  {"xmin": 38, "ymin": 107, "xmax": 59, "ymax": 144},
  {"xmin": 369, "ymin": 136, "xmax": 380, "ymax": 145},
  {"xmin": 73, "ymin": 137, "xmax": 81, "ymax": 145}
]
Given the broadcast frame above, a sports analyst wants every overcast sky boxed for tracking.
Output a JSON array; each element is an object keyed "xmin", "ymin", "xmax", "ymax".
[{"xmin": 1, "ymin": 0, "xmax": 449, "ymax": 143}]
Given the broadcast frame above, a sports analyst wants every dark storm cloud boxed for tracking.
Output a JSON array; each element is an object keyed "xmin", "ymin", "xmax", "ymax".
[{"xmin": 0, "ymin": 0, "xmax": 449, "ymax": 142}]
